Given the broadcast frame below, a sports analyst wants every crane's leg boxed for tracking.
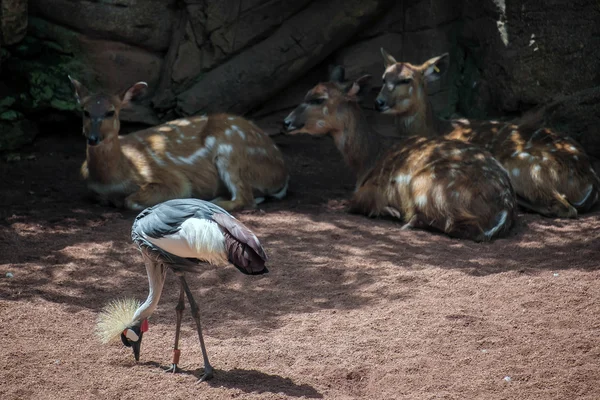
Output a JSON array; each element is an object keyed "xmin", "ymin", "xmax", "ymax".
[
  {"xmin": 179, "ymin": 275, "xmax": 214, "ymax": 383},
  {"xmin": 165, "ymin": 281, "xmax": 185, "ymax": 373}
]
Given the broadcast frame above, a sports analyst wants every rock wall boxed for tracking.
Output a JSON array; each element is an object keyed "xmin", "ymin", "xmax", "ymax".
[{"xmin": 0, "ymin": 0, "xmax": 599, "ymax": 158}]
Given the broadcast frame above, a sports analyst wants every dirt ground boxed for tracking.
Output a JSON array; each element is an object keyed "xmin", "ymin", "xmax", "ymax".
[{"xmin": 1, "ymin": 116, "xmax": 600, "ymax": 400}]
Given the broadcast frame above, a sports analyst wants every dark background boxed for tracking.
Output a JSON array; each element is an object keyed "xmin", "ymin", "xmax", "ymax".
[{"xmin": 1, "ymin": 0, "xmax": 599, "ymax": 162}]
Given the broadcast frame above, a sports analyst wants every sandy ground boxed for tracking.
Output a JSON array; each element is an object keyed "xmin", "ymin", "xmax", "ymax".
[{"xmin": 1, "ymin": 119, "xmax": 600, "ymax": 400}]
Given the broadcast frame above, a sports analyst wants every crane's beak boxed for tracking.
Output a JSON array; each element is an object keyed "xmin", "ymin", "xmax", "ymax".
[{"xmin": 132, "ymin": 333, "xmax": 143, "ymax": 361}]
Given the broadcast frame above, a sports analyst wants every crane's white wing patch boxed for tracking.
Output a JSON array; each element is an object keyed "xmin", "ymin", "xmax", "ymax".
[{"xmin": 143, "ymin": 218, "xmax": 228, "ymax": 266}]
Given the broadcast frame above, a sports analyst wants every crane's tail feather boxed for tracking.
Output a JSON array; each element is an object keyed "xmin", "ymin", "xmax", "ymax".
[
  {"xmin": 212, "ymin": 212, "xmax": 268, "ymax": 274},
  {"xmin": 212, "ymin": 213, "xmax": 267, "ymax": 261},
  {"xmin": 95, "ymin": 298, "xmax": 141, "ymax": 344}
]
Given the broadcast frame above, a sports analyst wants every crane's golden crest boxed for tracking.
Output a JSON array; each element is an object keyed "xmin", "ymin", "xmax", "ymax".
[{"xmin": 95, "ymin": 298, "xmax": 141, "ymax": 344}]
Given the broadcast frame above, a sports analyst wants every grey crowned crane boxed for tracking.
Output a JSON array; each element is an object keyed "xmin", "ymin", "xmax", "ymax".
[{"xmin": 95, "ymin": 199, "xmax": 268, "ymax": 383}]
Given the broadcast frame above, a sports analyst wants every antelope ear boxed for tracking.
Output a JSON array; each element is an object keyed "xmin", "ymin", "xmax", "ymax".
[
  {"xmin": 346, "ymin": 74, "xmax": 372, "ymax": 98},
  {"xmin": 422, "ymin": 53, "xmax": 449, "ymax": 83},
  {"xmin": 68, "ymin": 75, "xmax": 88, "ymax": 104},
  {"xmin": 120, "ymin": 82, "xmax": 148, "ymax": 106},
  {"xmin": 329, "ymin": 65, "xmax": 346, "ymax": 83},
  {"xmin": 381, "ymin": 48, "xmax": 397, "ymax": 68}
]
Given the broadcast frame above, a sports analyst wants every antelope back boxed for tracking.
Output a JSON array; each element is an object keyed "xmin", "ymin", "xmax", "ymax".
[{"xmin": 352, "ymin": 137, "xmax": 517, "ymax": 241}]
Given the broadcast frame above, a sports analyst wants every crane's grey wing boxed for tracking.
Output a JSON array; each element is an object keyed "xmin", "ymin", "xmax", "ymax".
[
  {"xmin": 131, "ymin": 200, "xmax": 225, "ymax": 265},
  {"xmin": 211, "ymin": 212, "xmax": 268, "ymax": 275}
]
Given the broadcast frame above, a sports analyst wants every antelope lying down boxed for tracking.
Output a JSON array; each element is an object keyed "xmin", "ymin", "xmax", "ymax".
[
  {"xmin": 376, "ymin": 48, "xmax": 600, "ymax": 218},
  {"xmin": 283, "ymin": 66, "xmax": 517, "ymax": 242},
  {"xmin": 69, "ymin": 78, "xmax": 289, "ymax": 212}
]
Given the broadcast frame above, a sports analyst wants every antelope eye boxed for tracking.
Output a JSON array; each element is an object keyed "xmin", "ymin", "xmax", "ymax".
[
  {"xmin": 308, "ymin": 98, "xmax": 325, "ymax": 106},
  {"xmin": 105, "ymin": 110, "xmax": 115, "ymax": 118},
  {"xmin": 83, "ymin": 110, "xmax": 90, "ymax": 118},
  {"xmin": 398, "ymin": 79, "xmax": 412, "ymax": 85}
]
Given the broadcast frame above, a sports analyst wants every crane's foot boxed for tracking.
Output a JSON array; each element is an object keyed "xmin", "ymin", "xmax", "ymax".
[
  {"xmin": 164, "ymin": 363, "xmax": 179, "ymax": 374},
  {"xmin": 195, "ymin": 365, "xmax": 214, "ymax": 383}
]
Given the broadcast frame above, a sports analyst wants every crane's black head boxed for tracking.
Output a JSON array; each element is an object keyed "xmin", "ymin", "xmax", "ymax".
[{"xmin": 120, "ymin": 319, "xmax": 148, "ymax": 361}]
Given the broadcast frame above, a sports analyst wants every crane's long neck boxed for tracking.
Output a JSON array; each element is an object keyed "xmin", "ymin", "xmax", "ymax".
[{"xmin": 132, "ymin": 251, "xmax": 167, "ymax": 324}]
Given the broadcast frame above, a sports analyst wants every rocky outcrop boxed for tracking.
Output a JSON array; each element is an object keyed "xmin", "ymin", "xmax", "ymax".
[
  {"xmin": 1, "ymin": 0, "xmax": 27, "ymax": 45},
  {"xmin": 0, "ymin": 0, "xmax": 598, "ymax": 156}
]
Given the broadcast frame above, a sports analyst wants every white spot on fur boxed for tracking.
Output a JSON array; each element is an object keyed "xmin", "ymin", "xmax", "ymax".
[
  {"xmin": 387, "ymin": 82, "xmax": 394, "ymax": 91},
  {"xmin": 247, "ymin": 147, "xmax": 268, "ymax": 156},
  {"xmin": 573, "ymin": 155, "xmax": 579, "ymax": 161},
  {"xmin": 231, "ymin": 125, "xmax": 246, "ymax": 140},
  {"xmin": 395, "ymin": 173, "xmax": 411, "ymax": 186},
  {"xmin": 225, "ymin": 129, "xmax": 233, "ymax": 137},
  {"xmin": 403, "ymin": 114, "xmax": 416, "ymax": 129},
  {"xmin": 531, "ymin": 164, "xmax": 541, "ymax": 181},
  {"xmin": 323, "ymin": 107, "xmax": 329, "ymax": 116},
  {"xmin": 518, "ymin": 152, "xmax": 530, "ymax": 159},
  {"xmin": 145, "ymin": 147, "xmax": 166, "ymax": 166},
  {"xmin": 175, "ymin": 137, "xmax": 215, "ymax": 165},
  {"xmin": 433, "ymin": 186, "xmax": 445, "ymax": 206},
  {"xmin": 270, "ymin": 176, "xmax": 289, "ymax": 200},
  {"xmin": 317, "ymin": 120, "xmax": 326, "ymax": 127},
  {"xmin": 215, "ymin": 156, "xmax": 236, "ymax": 201},
  {"xmin": 512, "ymin": 168, "xmax": 520, "ymax": 177},
  {"xmin": 143, "ymin": 218, "xmax": 228, "ymax": 266},
  {"xmin": 218, "ymin": 144, "xmax": 233, "ymax": 155},
  {"xmin": 408, "ymin": 86, "xmax": 413, "ymax": 95},
  {"xmin": 205, "ymin": 136, "xmax": 216, "ymax": 148},
  {"xmin": 415, "ymin": 194, "xmax": 427, "ymax": 208},
  {"xmin": 572, "ymin": 185, "xmax": 594, "ymax": 207},
  {"xmin": 228, "ymin": 116, "xmax": 235, "ymax": 121},
  {"xmin": 177, "ymin": 149, "xmax": 209, "ymax": 164},
  {"xmin": 485, "ymin": 210, "xmax": 508, "ymax": 238}
]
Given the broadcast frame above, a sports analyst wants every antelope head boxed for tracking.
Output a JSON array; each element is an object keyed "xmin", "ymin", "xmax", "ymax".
[
  {"xmin": 68, "ymin": 77, "xmax": 148, "ymax": 146},
  {"xmin": 283, "ymin": 66, "xmax": 371, "ymax": 136},
  {"xmin": 375, "ymin": 48, "xmax": 449, "ymax": 115}
]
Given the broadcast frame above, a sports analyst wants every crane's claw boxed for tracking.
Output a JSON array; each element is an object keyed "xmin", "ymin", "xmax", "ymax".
[
  {"xmin": 164, "ymin": 363, "xmax": 178, "ymax": 373},
  {"xmin": 195, "ymin": 365, "xmax": 214, "ymax": 383}
]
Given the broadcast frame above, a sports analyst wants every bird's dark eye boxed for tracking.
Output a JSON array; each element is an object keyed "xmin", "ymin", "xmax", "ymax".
[
  {"xmin": 308, "ymin": 98, "xmax": 325, "ymax": 106},
  {"xmin": 105, "ymin": 110, "xmax": 115, "ymax": 118},
  {"xmin": 83, "ymin": 110, "xmax": 90, "ymax": 118}
]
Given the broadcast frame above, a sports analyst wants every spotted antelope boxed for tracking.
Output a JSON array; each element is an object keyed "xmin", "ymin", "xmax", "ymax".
[
  {"xmin": 69, "ymin": 78, "xmax": 289, "ymax": 212},
  {"xmin": 283, "ymin": 66, "xmax": 517, "ymax": 242},
  {"xmin": 376, "ymin": 48, "xmax": 600, "ymax": 218}
]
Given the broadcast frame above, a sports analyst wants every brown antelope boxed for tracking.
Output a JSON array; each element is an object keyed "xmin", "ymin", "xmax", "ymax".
[
  {"xmin": 69, "ymin": 77, "xmax": 289, "ymax": 212},
  {"xmin": 283, "ymin": 66, "xmax": 517, "ymax": 242},
  {"xmin": 375, "ymin": 48, "xmax": 600, "ymax": 218}
]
